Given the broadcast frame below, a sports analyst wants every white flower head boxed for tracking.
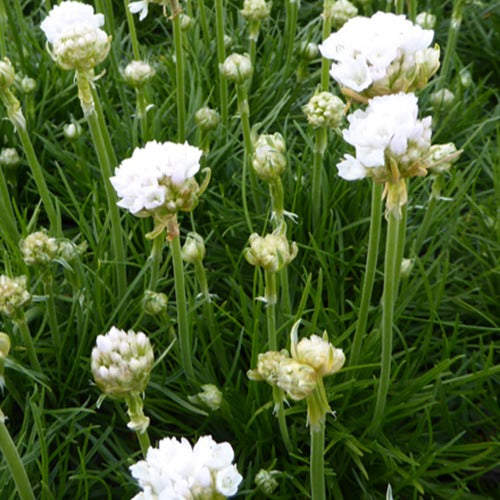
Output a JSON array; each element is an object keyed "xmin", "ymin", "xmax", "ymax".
[
  {"xmin": 327, "ymin": 0, "xmax": 358, "ymax": 29},
  {"xmin": 220, "ymin": 53, "xmax": 252, "ymax": 84},
  {"xmin": 20, "ymin": 230, "xmax": 59, "ymax": 266},
  {"xmin": 130, "ymin": 435, "xmax": 242, "ymax": 498},
  {"xmin": 319, "ymin": 12, "xmax": 439, "ymax": 95},
  {"xmin": 41, "ymin": 1, "xmax": 110, "ymax": 71},
  {"xmin": 0, "ymin": 147, "xmax": 21, "ymax": 167},
  {"xmin": 129, "ymin": 0, "xmax": 169, "ymax": 21},
  {"xmin": 110, "ymin": 140, "xmax": 204, "ymax": 217},
  {"xmin": 123, "ymin": 60, "xmax": 155, "ymax": 88}
]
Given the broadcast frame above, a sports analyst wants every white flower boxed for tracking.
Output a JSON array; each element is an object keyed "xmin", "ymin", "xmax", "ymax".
[
  {"xmin": 41, "ymin": 1, "xmax": 110, "ymax": 71},
  {"xmin": 319, "ymin": 12, "xmax": 438, "ymax": 95},
  {"xmin": 338, "ymin": 93, "xmax": 431, "ymax": 181},
  {"xmin": 110, "ymin": 140, "xmax": 202, "ymax": 216},
  {"xmin": 129, "ymin": 0, "xmax": 168, "ymax": 21},
  {"xmin": 130, "ymin": 435, "xmax": 242, "ymax": 499}
]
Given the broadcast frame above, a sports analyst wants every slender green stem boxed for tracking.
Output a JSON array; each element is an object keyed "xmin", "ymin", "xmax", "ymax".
[
  {"xmin": 86, "ymin": 110, "xmax": 127, "ymax": 294},
  {"xmin": 236, "ymin": 84, "xmax": 255, "ymax": 233},
  {"xmin": 0, "ymin": 0, "xmax": 7, "ymax": 58},
  {"xmin": 408, "ymin": 0, "xmax": 417, "ymax": 21},
  {"xmin": 269, "ymin": 178, "xmax": 285, "ymax": 226},
  {"xmin": 171, "ymin": 1, "xmax": 186, "ymax": 142},
  {"xmin": 170, "ymin": 234, "xmax": 195, "ymax": 381},
  {"xmin": 320, "ymin": 10, "xmax": 332, "ymax": 91},
  {"xmin": 124, "ymin": 0, "xmax": 141, "ymax": 60},
  {"xmin": 197, "ymin": 0, "xmax": 210, "ymax": 47},
  {"xmin": 16, "ymin": 315, "xmax": 42, "ymax": 373},
  {"xmin": 310, "ymin": 421, "xmax": 326, "ymax": 500},
  {"xmin": 439, "ymin": 1, "xmax": 464, "ymax": 88},
  {"xmin": 0, "ymin": 411, "xmax": 35, "ymax": 500},
  {"xmin": 413, "ymin": 195, "xmax": 438, "ymax": 257},
  {"xmin": 371, "ymin": 212, "xmax": 400, "ymax": 432},
  {"xmin": 215, "ymin": 0, "xmax": 228, "ymax": 129},
  {"xmin": 280, "ymin": 267, "xmax": 292, "ymax": 318},
  {"xmin": 312, "ymin": 127, "xmax": 327, "ymax": 228},
  {"xmin": 43, "ymin": 274, "xmax": 60, "ymax": 354},
  {"xmin": 395, "ymin": 0, "xmax": 404, "ymax": 15},
  {"xmin": 137, "ymin": 430, "xmax": 151, "ymax": 457},
  {"xmin": 0, "ymin": 168, "xmax": 20, "ymax": 252},
  {"xmin": 265, "ymin": 271, "xmax": 277, "ymax": 350},
  {"xmin": 273, "ymin": 386, "xmax": 293, "ymax": 452},
  {"xmin": 91, "ymin": 86, "xmax": 118, "ymax": 166},
  {"xmin": 393, "ymin": 200, "xmax": 407, "ymax": 303},
  {"xmin": 284, "ymin": 0, "xmax": 299, "ymax": 74},
  {"xmin": 350, "ymin": 183, "xmax": 383, "ymax": 368},
  {"xmin": 147, "ymin": 234, "xmax": 164, "ymax": 291}
]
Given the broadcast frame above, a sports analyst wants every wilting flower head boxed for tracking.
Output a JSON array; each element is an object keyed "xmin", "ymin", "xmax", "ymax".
[
  {"xmin": 123, "ymin": 60, "xmax": 155, "ymax": 88},
  {"xmin": 319, "ymin": 12, "xmax": 439, "ymax": 96},
  {"xmin": 241, "ymin": 0, "xmax": 271, "ymax": 22},
  {"xmin": 91, "ymin": 326, "xmax": 154, "ymax": 400},
  {"xmin": 110, "ymin": 140, "xmax": 205, "ymax": 218},
  {"xmin": 303, "ymin": 91, "xmax": 344, "ymax": 129},
  {"xmin": 244, "ymin": 232, "xmax": 298, "ymax": 272},
  {"xmin": 130, "ymin": 435, "xmax": 243, "ymax": 499},
  {"xmin": 0, "ymin": 275, "xmax": 31, "ymax": 318},
  {"xmin": 220, "ymin": 53, "xmax": 252, "ymax": 84},
  {"xmin": 129, "ymin": 0, "xmax": 169, "ymax": 21},
  {"xmin": 20, "ymin": 230, "xmax": 59, "ymax": 266},
  {"xmin": 252, "ymin": 132, "xmax": 287, "ymax": 181},
  {"xmin": 41, "ymin": 1, "xmax": 110, "ymax": 71}
]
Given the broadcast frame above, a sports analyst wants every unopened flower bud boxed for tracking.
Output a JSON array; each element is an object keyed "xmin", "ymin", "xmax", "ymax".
[
  {"xmin": 181, "ymin": 232, "xmax": 206, "ymax": 264},
  {"xmin": 459, "ymin": 68, "xmax": 472, "ymax": 88},
  {"xmin": 0, "ymin": 58, "xmax": 15, "ymax": 88},
  {"xmin": 244, "ymin": 232, "xmax": 298, "ymax": 272},
  {"xmin": 300, "ymin": 42, "xmax": 319, "ymax": 61},
  {"xmin": 20, "ymin": 76, "xmax": 36, "ymax": 93},
  {"xmin": 415, "ymin": 11, "xmax": 436, "ymax": 30},
  {"xmin": 179, "ymin": 13, "xmax": 194, "ymax": 31},
  {"xmin": 224, "ymin": 35, "xmax": 233, "ymax": 49},
  {"xmin": 188, "ymin": 384, "xmax": 223, "ymax": 411},
  {"xmin": 91, "ymin": 326, "xmax": 154, "ymax": 400},
  {"xmin": 20, "ymin": 230, "xmax": 58, "ymax": 266},
  {"xmin": 124, "ymin": 60, "xmax": 155, "ymax": 88},
  {"xmin": 252, "ymin": 133, "xmax": 287, "ymax": 181},
  {"xmin": 57, "ymin": 240, "xmax": 86, "ymax": 261},
  {"xmin": 0, "ymin": 148, "xmax": 21, "ymax": 167},
  {"xmin": 142, "ymin": 290, "xmax": 168, "ymax": 316},
  {"xmin": 427, "ymin": 142, "xmax": 460, "ymax": 175},
  {"xmin": 255, "ymin": 469, "xmax": 279, "ymax": 496},
  {"xmin": 195, "ymin": 107, "xmax": 220, "ymax": 131},
  {"xmin": 241, "ymin": 0, "xmax": 271, "ymax": 21},
  {"xmin": 430, "ymin": 88, "xmax": 455, "ymax": 108},
  {"xmin": 63, "ymin": 122, "xmax": 83, "ymax": 140},
  {"xmin": 0, "ymin": 275, "xmax": 31, "ymax": 318},
  {"xmin": 220, "ymin": 53, "xmax": 252, "ymax": 84},
  {"xmin": 400, "ymin": 258, "xmax": 414, "ymax": 279},
  {"xmin": 303, "ymin": 91, "xmax": 344, "ymax": 129},
  {"xmin": 329, "ymin": 0, "xmax": 358, "ymax": 29}
]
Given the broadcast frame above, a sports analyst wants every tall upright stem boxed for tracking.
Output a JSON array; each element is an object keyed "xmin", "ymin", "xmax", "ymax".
[
  {"xmin": 147, "ymin": 234, "xmax": 164, "ymax": 291},
  {"xmin": 215, "ymin": 0, "xmax": 228, "ymax": 128},
  {"xmin": 0, "ymin": 168, "xmax": 20, "ymax": 252},
  {"xmin": 123, "ymin": 0, "xmax": 141, "ymax": 60},
  {"xmin": 197, "ymin": 0, "xmax": 210, "ymax": 46},
  {"xmin": 395, "ymin": 0, "xmax": 404, "ymax": 15},
  {"xmin": 371, "ymin": 212, "xmax": 400, "ymax": 432},
  {"xmin": 170, "ymin": 234, "xmax": 195, "ymax": 381},
  {"xmin": 171, "ymin": 1, "xmax": 186, "ymax": 142},
  {"xmin": 350, "ymin": 183, "xmax": 383, "ymax": 368},
  {"xmin": 16, "ymin": 315, "xmax": 42, "ymax": 373},
  {"xmin": 0, "ymin": 410, "xmax": 35, "ymax": 500},
  {"xmin": 264, "ymin": 270, "xmax": 277, "ymax": 350},
  {"xmin": 320, "ymin": 8, "xmax": 332, "ymax": 91},
  {"xmin": 284, "ymin": 0, "xmax": 299, "ymax": 74},
  {"xmin": 312, "ymin": 127, "xmax": 327, "ymax": 227},
  {"xmin": 439, "ymin": 0, "xmax": 464, "ymax": 88},
  {"xmin": 310, "ymin": 421, "xmax": 326, "ymax": 500}
]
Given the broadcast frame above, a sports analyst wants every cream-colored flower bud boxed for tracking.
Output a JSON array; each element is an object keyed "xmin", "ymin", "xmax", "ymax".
[
  {"xmin": 415, "ymin": 11, "xmax": 436, "ymax": 30},
  {"xmin": 293, "ymin": 333, "xmax": 345, "ymax": 377},
  {"xmin": 91, "ymin": 326, "xmax": 154, "ymax": 400},
  {"xmin": 0, "ymin": 332, "xmax": 10, "ymax": 359},
  {"xmin": 300, "ymin": 42, "xmax": 319, "ymax": 61},
  {"xmin": 0, "ymin": 58, "xmax": 15, "ymax": 89},
  {"xmin": 181, "ymin": 232, "xmax": 206, "ymax": 264},
  {"xmin": 459, "ymin": 68, "xmax": 472, "ymax": 88},
  {"xmin": 329, "ymin": 0, "xmax": 358, "ymax": 29},
  {"xmin": 142, "ymin": 290, "xmax": 168, "ymax": 316},
  {"xmin": 277, "ymin": 358, "xmax": 317, "ymax": 400},
  {"xmin": 57, "ymin": 240, "xmax": 86, "ymax": 262},
  {"xmin": 303, "ymin": 91, "xmax": 344, "ymax": 129},
  {"xmin": 244, "ymin": 232, "xmax": 298, "ymax": 272},
  {"xmin": 220, "ymin": 53, "xmax": 252, "ymax": 84},
  {"xmin": 255, "ymin": 469, "xmax": 279, "ymax": 496},
  {"xmin": 124, "ymin": 60, "xmax": 155, "ymax": 88},
  {"xmin": 0, "ymin": 275, "xmax": 31, "ymax": 318},
  {"xmin": 180, "ymin": 13, "xmax": 194, "ymax": 31},
  {"xmin": 188, "ymin": 384, "xmax": 223, "ymax": 411},
  {"xmin": 414, "ymin": 46, "xmax": 440, "ymax": 89},
  {"xmin": 0, "ymin": 147, "xmax": 21, "ymax": 167},
  {"xmin": 400, "ymin": 258, "xmax": 414, "ymax": 279},
  {"xmin": 252, "ymin": 133, "xmax": 287, "ymax": 182},
  {"xmin": 195, "ymin": 107, "xmax": 220, "ymax": 131},
  {"xmin": 63, "ymin": 122, "xmax": 83, "ymax": 140},
  {"xmin": 247, "ymin": 350, "xmax": 289, "ymax": 385},
  {"xmin": 20, "ymin": 76, "xmax": 36, "ymax": 93},
  {"xmin": 20, "ymin": 230, "xmax": 59, "ymax": 266},
  {"xmin": 430, "ymin": 88, "xmax": 455, "ymax": 108},
  {"xmin": 241, "ymin": 0, "xmax": 271, "ymax": 21},
  {"xmin": 427, "ymin": 142, "xmax": 460, "ymax": 175}
]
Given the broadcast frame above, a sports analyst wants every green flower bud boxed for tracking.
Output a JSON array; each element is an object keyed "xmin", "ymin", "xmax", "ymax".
[
  {"xmin": 220, "ymin": 53, "xmax": 252, "ymax": 84},
  {"xmin": 430, "ymin": 88, "xmax": 455, "ymax": 109},
  {"xmin": 427, "ymin": 142, "xmax": 461, "ymax": 175},
  {"xmin": 255, "ymin": 469, "xmax": 279, "ymax": 496},
  {"xmin": 303, "ymin": 91, "xmax": 344, "ymax": 129},
  {"xmin": 180, "ymin": 13, "xmax": 194, "ymax": 31},
  {"xmin": 415, "ymin": 11, "xmax": 436, "ymax": 30},
  {"xmin": 399, "ymin": 258, "xmax": 414, "ymax": 279},
  {"xmin": 252, "ymin": 133, "xmax": 287, "ymax": 181},
  {"xmin": 20, "ymin": 76, "xmax": 36, "ymax": 93},
  {"xmin": 181, "ymin": 232, "xmax": 206, "ymax": 264},
  {"xmin": 195, "ymin": 107, "xmax": 220, "ymax": 132},
  {"xmin": 300, "ymin": 42, "xmax": 319, "ymax": 61},
  {"xmin": 329, "ymin": 0, "xmax": 358, "ymax": 29},
  {"xmin": 124, "ymin": 60, "xmax": 155, "ymax": 88},
  {"xmin": 142, "ymin": 290, "xmax": 168, "ymax": 316},
  {"xmin": 0, "ymin": 58, "xmax": 15, "ymax": 89},
  {"xmin": 63, "ymin": 122, "xmax": 83, "ymax": 140},
  {"xmin": 188, "ymin": 384, "xmax": 223, "ymax": 411}
]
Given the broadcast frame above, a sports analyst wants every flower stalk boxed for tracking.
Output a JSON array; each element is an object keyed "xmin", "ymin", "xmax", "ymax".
[
  {"xmin": 123, "ymin": 0, "xmax": 141, "ymax": 59},
  {"xmin": 170, "ymin": 0, "xmax": 186, "ymax": 142},
  {"xmin": 215, "ymin": 0, "xmax": 229, "ymax": 128},
  {"xmin": 310, "ymin": 418, "xmax": 326, "ymax": 500}
]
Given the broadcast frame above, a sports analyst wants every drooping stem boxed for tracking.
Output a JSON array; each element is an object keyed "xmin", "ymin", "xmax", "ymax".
[
  {"xmin": 0, "ymin": 410, "xmax": 35, "ymax": 500},
  {"xmin": 123, "ymin": 0, "xmax": 141, "ymax": 60},
  {"xmin": 371, "ymin": 211, "xmax": 400, "ymax": 432},
  {"xmin": 171, "ymin": 0, "xmax": 186, "ymax": 142},
  {"xmin": 350, "ymin": 182, "xmax": 383, "ymax": 368},
  {"xmin": 215, "ymin": 0, "xmax": 228, "ymax": 128},
  {"xmin": 15, "ymin": 314, "xmax": 42, "ymax": 373},
  {"xmin": 170, "ymin": 232, "xmax": 195, "ymax": 381},
  {"xmin": 310, "ymin": 420, "xmax": 326, "ymax": 500},
  {"xmin": 312, "ymin": 127, "xmax": 327, "ymax": 227}
]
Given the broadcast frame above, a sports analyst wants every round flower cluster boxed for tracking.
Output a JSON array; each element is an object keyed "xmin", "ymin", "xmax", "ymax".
[
  {"xmin": 241, "ymin": 0, "xmax": 271, "ymax": 22},
  {"xmin": 220, "ymin": 53, "xmax": 252, "ymax": 84},
  {"xmin": 110, "ymin": 140, "xmax": 203, "ymax": 216},
  {"xmin": 252, "ymin": 133, "xmax": 287, "ymax": 181},
  {"xmin": 91, "ymin": 326, "xmax": 154, "ymax": 400},
  {"xmin": 41, "ymin": 1, "xmax": 110, "ymax": 71},
  {"xmin": 0, "ymin": 147, "xmax": 20, "ymax": 167},
  {"xmin": 20, "ymin": 230, "xmax": 59, "ymax": 266},
  {"xmin": 337, "ymin": 93, "xmax": 432, "ymax": 182},
  {"xmin": 123, "ymin": 60, "xmax": 155, "ymax": 88},
  {"xmin": 0, "ymin": 275, "xmax": 31, "ymax": 318},
  {"xmin": 303, "ymin": 91, "xmax": 344, "ymax": 129},
  {"xmin": 244, "ymin": 232, "xmax": 298, "ymax": 273},
  {"xmin": 130, "ymin": 435, "xmax": 243, "ymax": 499},
  {"xmin": 319, "ymin": 12, "xmax": 439, "ymax": 95}
]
